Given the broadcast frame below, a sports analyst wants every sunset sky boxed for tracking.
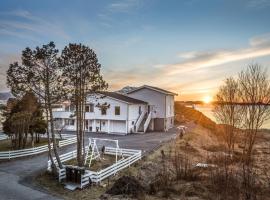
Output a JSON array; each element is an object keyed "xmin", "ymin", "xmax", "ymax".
[{"xmin": 0, "ymin": 0, "xmax": 270, "ymax": 101}]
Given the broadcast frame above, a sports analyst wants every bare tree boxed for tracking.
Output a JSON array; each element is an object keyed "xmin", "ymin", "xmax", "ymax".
[
  {"xmin": 214, "ymin": 77, "xmax": 243, "ymax": 154},
  {"xmin": 238, "ymin": 64, "xmax": 270, "ymax": 163}
]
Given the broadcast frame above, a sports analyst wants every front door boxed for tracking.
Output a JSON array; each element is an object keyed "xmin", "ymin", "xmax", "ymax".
[{"xmin": 100, "ymin": 120, "xmax": 107, "ymax": 132}]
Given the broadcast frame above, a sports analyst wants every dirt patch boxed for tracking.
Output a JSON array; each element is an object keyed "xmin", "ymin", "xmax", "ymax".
[{"xmin": 64, "ymin": 154, "xmax": 120, "ymax": 171}]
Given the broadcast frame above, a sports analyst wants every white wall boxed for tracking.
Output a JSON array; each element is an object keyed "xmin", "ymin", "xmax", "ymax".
[
  {"xmin": 127, "ymin": 88, "xmax": 166, "ymax": 118},
  {"xmin": 85, "ymin": 95, "xmax": 128, "ymax": 120},
  {"xmin": 165, "ymin": 95, "xmax": 175, "ymax": 118},
  {"xmin": 52, "ymin": 94, "xmax": 146, "ymax": 134}
]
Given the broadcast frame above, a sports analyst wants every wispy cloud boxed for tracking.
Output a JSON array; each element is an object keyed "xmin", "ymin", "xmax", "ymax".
[
  {"xmin": 108, "ymin": 0, "xmax": 141, "ymax": 13},
  {"xmin": 105, "ymin": 33, "xmax": 270, "ymax": 100},
  {"xmin": 161, "ymin": 33, "xmax": 270, "ymax": 75},
  {"xmin": 0, "ymin": 9, "xmax": 70, "ymax": 40},
  {"xmin": 97, "ymin": 0, "xmax": 142, "ymax": 28},
  {"xmin": 246, "ymin": 0, "xmax": 270, "ymax": 9}
]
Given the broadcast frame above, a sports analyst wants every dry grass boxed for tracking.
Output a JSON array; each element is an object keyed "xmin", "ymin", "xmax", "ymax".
[
  {"xmin": 35, "ymin": 123, "xmax": 270, "ymax": 200},
  {"xmin": 0, "ymin": 138, "xmax": 51, "ymax": 151}
]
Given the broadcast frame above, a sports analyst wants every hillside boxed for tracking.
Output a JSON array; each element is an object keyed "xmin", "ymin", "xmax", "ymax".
[{"xmin": 175, "ymin": 102, "xmax": 217, "ymax": 131}]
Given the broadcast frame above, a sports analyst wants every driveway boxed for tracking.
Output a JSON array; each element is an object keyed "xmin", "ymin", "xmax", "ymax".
[{"xmin": 0, "ymin": 129, "xmax": 178, "ymax": 200}]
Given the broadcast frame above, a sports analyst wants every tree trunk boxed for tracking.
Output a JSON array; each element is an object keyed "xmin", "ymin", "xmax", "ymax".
[
  {"xmin": 45, "ymin": 106, "xmax": 57, "ymax": 174},
  {"xmin": 48, "ymin": 103, "xmax": 63, "ymax": 169}
]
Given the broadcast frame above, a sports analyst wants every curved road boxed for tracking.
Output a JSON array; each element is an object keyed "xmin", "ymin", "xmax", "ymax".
[{"xmin": 0, "ymin": 129, "xmax": 177, "ymax": 200}]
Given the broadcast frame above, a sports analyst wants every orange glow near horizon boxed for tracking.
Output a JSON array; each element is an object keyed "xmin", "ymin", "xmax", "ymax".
[{"xmin": 203, "ymin": 95, "xmax": 213, "ymax": 104}]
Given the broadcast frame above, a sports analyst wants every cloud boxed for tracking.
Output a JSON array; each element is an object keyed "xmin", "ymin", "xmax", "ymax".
[
  {"xmin": 246, "ymin": 0, "xmax": 270, "ymax": 9},
  {"xmin": 0, "ymin": 10, "xmax": 70, "ymax": 40},
  {"xmin": 97, "ymin": 0, "xmax": 142, "ymax": 27},
  {"xmin": 104, "ymin": 33, "xmax": 270, "ymax": 100},
  {"xmin": 162, "ymin": 33, "xmax": 270, "ymax": 75},
  {"xmin": 108, "ymin": 0, "xmax": 141, "ymax": 13}
]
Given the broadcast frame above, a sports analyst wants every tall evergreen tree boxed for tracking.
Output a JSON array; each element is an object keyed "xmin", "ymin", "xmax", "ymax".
[
  {"xmin": 3, "ymin": 92, "xmax": 46, "ymax": 149},
  {"xmin": 59, "ymin": 43, "xmax": 108, "ymax": 166},
  {"xmin": 6, "ymin": 42, "xmax": 65, "ymax": 170}
]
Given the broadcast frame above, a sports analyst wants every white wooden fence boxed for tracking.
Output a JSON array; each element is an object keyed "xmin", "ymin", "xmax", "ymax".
[
  {"xmin": 59, "ymin": 137, "xmax": 77, "ymax": 147},
  {"xmin": 0, "ymin": 134, "xmax": 77, "ymax": 160},
  {"xmin": 0, "ymin": 133, "xmax": 8, "ymax": 141},
  {"xmin": 48, "ymin": 147, "xmax": 142, "ymax": 189}
]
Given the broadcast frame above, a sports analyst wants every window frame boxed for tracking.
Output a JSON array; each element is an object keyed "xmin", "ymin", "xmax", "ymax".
[{"xmin": 115, "ymin": 106, "xmax": 120, "ymax": 115}]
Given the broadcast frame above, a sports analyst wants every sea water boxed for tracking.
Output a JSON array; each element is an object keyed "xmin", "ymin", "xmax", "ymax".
[{"xmin": 195, "ymin": 104, "xmax": 270, "ymax": 129}]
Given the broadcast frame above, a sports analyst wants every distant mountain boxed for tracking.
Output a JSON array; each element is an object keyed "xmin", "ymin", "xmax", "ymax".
[
  {"xmin": 0, "ymin": 92, "xmax": 13, "ymax": 101},
  {"xmin": 116, "ymin": 86, "xmax": 138, "ymax": 94}
]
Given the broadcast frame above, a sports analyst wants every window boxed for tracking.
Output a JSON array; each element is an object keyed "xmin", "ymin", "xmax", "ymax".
[
  {"xmin": 115, "ymin": 106, "xmax": 120, "ymax": 115},
  {"xmin": 90, "ymin": 104, "xmax": 94, "ymax": 112},
  {"xmin": 65, "ymin": 119, "xmax": 75, "ymax": 126},
  {"xmin": 70, "ymin": 105, "xmax": 75, "ymax": 112},
  {"xmin": 101, "ymin": 108, "xmax": 106, "ymax": 115},
  {"xmin": 85, "ymin": 105, "xmax": 90, "ymax": 112},
  {"xmin": 70, "ymin": 119, "xmax": 75, "ymax": 126},
  {"xmin": 65, "ymin": 106, "xmax": 69, "ymax": 112},
  {"xmin": 64, "ymin": 119, "xmax": 69, "ymax": 125},
  {"xmin": 85, "ymin": 104, "xmax": 94, "ymax": 112}
]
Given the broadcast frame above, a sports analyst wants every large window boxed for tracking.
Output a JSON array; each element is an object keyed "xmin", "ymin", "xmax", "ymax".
[
  {"xmin": 70, "ymin": 119, "xmax": 75, "ymax": 126},
  {"xmin": 64, "ymin": 119, "xmax": 75, "ymax": 126},
  {"xmin": 90, "ymin": 104, "xmax": 94, "ymax": 112},
  {"xmin": 85, "ymin": 104, "xmax": 94, "ymax": 112},
  {"xmin": 115, "ymin": 106, "xmax": 120, "ymax": 115}
]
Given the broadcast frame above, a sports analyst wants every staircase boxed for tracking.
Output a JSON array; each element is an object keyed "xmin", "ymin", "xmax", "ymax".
[
  {"xmin": 137, "ymin": 115, "xmax": 147, "ymax": 132},
  {"xmin": 137, "ymin": 111, "xmax": 152, "ymax": 133}
]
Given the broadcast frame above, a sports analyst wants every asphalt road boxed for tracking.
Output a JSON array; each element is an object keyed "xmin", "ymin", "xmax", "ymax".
[{"xmin": 0, "ymin": 129, "xmax": 177, "ymax": 200}]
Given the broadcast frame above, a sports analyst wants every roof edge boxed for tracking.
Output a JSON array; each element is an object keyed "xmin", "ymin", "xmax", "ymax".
[{"xmin": 127, "ymin": 85, "xmax": 178, "ymax": 96}]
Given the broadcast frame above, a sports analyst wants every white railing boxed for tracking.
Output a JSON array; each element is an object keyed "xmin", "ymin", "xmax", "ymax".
[
  {"xmin": 135, "ymin": 111, "xmax": 146, "ymax": 132},
  {"xmin": 0, "ymin": 144, "xmax": 51, "ymax": 159},
  {"xmin": 0, "ymin": 136, "xmax": 77, "ymax": 160},
  {"xmin": 48, "ymin": 147, "xmax": 142, "ymax": 188},
  {"xmin": 143, "ymin": 111, "xmax": 152, "ymax": 133},
  {"xmin": 40, "ymin": 133, "xmax": 76, "ymax": 140},
  {"xmin": 59, "ymin": 137, "xmax": 77, "ymax": 147},
  {"xmin": 0, "ymin": 133, "xmax": 8, "ymax": 141}
]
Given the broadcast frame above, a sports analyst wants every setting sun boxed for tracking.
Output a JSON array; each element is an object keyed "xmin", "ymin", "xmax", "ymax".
[{"xmin": 203, "ymin": 96, "xmax": 213, "ymax": 104}]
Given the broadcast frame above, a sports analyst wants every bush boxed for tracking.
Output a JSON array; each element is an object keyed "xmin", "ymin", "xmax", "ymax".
[{"xmin": 106, "ymin": 176, "xmax": 145, "ymax": 198}]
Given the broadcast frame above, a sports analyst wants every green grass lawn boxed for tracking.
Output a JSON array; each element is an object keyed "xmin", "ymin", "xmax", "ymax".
[{"xmin": 0, "ymin": 137, "xmax": 57, "ymax": 151}]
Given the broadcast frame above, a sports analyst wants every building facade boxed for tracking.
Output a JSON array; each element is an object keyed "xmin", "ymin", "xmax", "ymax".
[{"xmin": 52, "ymin": 86, "xmax": 177, "ymax": 135}]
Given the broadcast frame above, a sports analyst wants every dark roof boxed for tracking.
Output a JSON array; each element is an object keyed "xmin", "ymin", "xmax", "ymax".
[
  {"xmin": 127, "ymin": 85, "xmax": 178, "ymax": 96},
  {"xmin": 98, "ymin": 91, "xmax": 147, "ymax": 104}
]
